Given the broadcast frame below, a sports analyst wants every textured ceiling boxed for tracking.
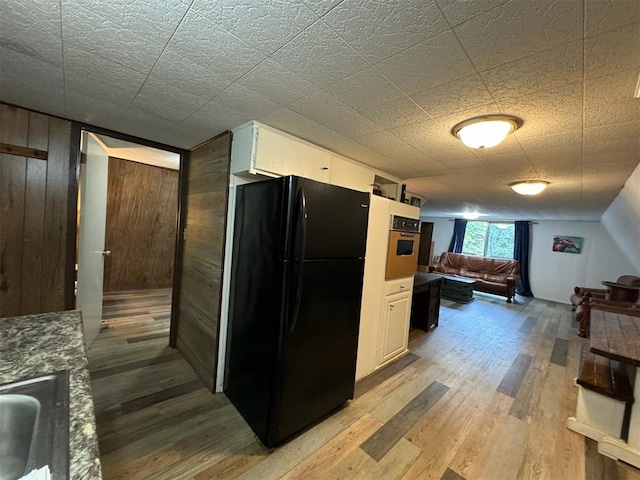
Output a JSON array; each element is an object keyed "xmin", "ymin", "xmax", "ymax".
[{"xmin": 1, "ymin": 0, "xmax": 638, "ymax": 220}]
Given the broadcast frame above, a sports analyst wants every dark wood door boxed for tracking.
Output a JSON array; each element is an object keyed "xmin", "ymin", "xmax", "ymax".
[{"xmin": 171, "ymin": 132, "xmax": 231, "ymax": 392}]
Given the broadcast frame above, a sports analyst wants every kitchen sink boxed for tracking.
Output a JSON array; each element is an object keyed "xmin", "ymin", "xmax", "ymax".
[{"xmin": 0, "ymin": 371, "xmax": 69, "ymax": 480}]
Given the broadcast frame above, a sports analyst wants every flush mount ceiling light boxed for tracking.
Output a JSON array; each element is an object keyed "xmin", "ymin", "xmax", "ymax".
[
  {"xmin": 510, "ymin": 180, "xmax": 549, "ymax": 196},
  {"xmin": 451, "ymin": 115, "xmax": 522, "ymax": 149}
]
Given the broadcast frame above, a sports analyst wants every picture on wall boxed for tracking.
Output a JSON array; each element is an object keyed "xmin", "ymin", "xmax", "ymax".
[{"xmin": 552, "ymin": 235, "xmax": 583, "ymax": 254}]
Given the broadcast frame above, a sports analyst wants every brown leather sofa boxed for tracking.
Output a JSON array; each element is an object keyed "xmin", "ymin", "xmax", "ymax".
[{"xmin": 432, "ymin": 252, "xmax": 520, "ymax": 303}]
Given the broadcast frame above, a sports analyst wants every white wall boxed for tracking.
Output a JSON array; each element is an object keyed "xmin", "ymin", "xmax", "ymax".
[
  {"xmin": 601, "ymin": 163, "xmax": 640, "ymax": 273},
  {"xmin": 530, "ymin": 221, "xmax": 636, "ymax": 303},
  {"xmin": 422, "ymin": 216, "xmax": 635, "ymax": 304}
]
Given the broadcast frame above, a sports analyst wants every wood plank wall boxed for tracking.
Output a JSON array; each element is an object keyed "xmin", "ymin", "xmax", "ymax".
[
  {"xmin": 174, "ymin": 132, "xmax": 231, "ymax": 392},
  {"xmin": 103, "ymin": 157, "xmax": 178, "ymax": 292},
  {"xmin": 0, "ymin": 103, "xmax": 74, "ymax": 317}
]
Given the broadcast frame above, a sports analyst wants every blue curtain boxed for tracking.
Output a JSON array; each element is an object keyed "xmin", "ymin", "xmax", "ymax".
[
  {"xmin": 514, "ymin": 220, "xmax": 533, "ymax": 297},
  {"xmin": 448, "ymin": 219, "xmax": 467, "ymax": 253}
]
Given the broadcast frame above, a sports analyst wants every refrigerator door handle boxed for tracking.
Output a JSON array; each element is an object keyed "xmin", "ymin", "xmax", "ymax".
[
  {"xmin": 289, "ymin": 187, "xmax": 307, "ymax": 332},
  {"xmin": 289, "ymin": 261, "xmax": 304, "ymax": 333},
  {"xmin": 298, "ymin": 186, "xmax": 307, "ymax": 260}
]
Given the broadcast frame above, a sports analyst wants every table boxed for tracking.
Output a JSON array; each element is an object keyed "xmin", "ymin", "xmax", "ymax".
[
  {"xmin": 588, "ymin": 309, "xmax": 640, "ymax": 466},
  {"xmin": 601, "ymin": 281, "xmax": 640, "ymax": 303},
  {"xmin": 411, "ymin": 273, "xmax": 443, "ymax": 330},
  {"xmin": 440, "ymin": 275, "xmax": 476, "ymax": 304}
]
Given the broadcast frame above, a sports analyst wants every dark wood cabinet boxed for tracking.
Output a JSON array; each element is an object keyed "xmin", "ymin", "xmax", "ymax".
[{"xmin": 411, "ymin": 273, "xmax": 443, "ymax": 331}]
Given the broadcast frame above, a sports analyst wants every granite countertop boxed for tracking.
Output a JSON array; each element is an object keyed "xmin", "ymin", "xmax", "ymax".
[{"xmin": 0, "ymin": 310, "xmax": 102, "ymax": 479}]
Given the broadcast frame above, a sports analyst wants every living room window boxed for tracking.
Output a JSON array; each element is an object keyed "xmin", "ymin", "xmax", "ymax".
[{"xmin": 462, "ymin": 221, "xmax": 515, "ymax": 259}]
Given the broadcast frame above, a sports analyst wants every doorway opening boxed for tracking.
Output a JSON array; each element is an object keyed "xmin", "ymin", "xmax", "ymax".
[{"xmin": 76, "ymin": 131, "xmax": 181, "ymax": 349}]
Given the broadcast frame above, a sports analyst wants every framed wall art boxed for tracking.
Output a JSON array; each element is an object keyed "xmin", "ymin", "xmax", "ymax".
[{"xmin": 552, "ymin": 235, "xmax": 583, "ymax": 254}]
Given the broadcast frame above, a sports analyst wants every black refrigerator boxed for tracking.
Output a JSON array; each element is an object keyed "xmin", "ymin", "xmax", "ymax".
[{"xmin": 225, "ymin": 175, "xmax": 370, "ymax": 447}]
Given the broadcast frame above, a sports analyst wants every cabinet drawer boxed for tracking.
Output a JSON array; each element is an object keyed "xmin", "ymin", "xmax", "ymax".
[{"xmin": 385, "ymin": 277, "xmax": 413, "ymax": 296}]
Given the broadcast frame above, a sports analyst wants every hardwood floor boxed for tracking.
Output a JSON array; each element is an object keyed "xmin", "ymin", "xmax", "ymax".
[{"xmin": 88, "ymin": 289, "xmax": 640, "ymax": 479}]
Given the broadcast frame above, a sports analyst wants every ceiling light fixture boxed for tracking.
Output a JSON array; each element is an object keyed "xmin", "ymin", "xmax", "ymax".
[
  {"xmin": 451, "ymin": 115, "xmax": 523, "ymax": 149},
  {"xmin": 510, "ymin": 180, "xmax": 549, "ymax": 196},
  {"xmin": 463, "ymin": 212, "xmax": 480, "ymax": 220}
]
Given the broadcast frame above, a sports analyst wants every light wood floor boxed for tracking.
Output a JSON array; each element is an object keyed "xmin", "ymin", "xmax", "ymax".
[{"xmin": 88, "ymin": 289, "xmax": 640, "ymax": 479}]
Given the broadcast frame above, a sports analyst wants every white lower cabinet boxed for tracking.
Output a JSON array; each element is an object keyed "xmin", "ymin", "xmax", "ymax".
[
  {"xmin": 380, "ymin": 292, "xmax": 411, "ymax": 364},
  {"xmin": 355, "ymin": 196, "xmax": 416, "ymax": 380}
]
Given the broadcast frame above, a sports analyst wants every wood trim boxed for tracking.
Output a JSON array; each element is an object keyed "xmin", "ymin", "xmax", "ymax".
[
  {"xmin": 0, "ymin": 142, "xmax": 48, "ymax": 160},
  {"xmin": 66, "ymin": 123, "xmax": 81, "ymax": 310},
  {"xmin": 213, "ymin": 130, "xmax": 233, "ymax": 367},
  {"xmin": 170, "ymin": 150, "xmax": 189, "ymax": 348}
]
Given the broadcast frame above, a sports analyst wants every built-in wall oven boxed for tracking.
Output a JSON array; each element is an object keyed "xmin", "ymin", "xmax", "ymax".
[{"xmin": 386, "ymin": 215, "xmax": 420, "ymax": 279}]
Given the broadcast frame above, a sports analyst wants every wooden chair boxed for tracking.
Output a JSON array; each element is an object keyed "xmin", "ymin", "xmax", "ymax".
[{"xmin": 571, "ymin": 275, "xmax": 640, "ymax": 311}]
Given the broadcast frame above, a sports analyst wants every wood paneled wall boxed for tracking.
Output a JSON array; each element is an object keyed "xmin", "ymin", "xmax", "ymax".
[
  {"xmin": 174, "ymin": 132, "xmax": 231, "ymax": 392},
  {"xmin": 103, "ymin": 157, "xmax": 178, "ymax": 292},
  {"xmin": 0, "ymin": 103, "xmax": 75, "ymax": 317}
]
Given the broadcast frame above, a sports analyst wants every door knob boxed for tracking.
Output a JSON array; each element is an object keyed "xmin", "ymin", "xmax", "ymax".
[{"xmin": 102, "ymin": 250, "xmax": 112, "ymax": 256}]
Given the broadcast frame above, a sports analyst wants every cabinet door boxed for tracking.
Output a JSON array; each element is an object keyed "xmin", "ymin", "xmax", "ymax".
[
  {"xmin": 298, "ymin": 146, "xmax": 332, "ymax": 183},
  {"xmin": 330, "ymin": 156, "xmax": 375, "ymax": 192},
  {"xmin": 381, "ymin": 294, "xmax": 411, "ymax": 363},
  {"xmin": 254, "ymin": 127, "xmax": 331, "ymax": 182}
]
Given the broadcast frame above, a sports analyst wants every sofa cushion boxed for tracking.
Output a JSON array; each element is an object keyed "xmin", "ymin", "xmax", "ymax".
[
  {"xmin": 463, "ymin": 271, "xmax": 483, "ymax": 280},
  {"xmin": 441, "ymin": 266, "xmax": 459, "ymax": 275},
  {"xmin": 474, "ymin": 278, "xmax": 509, "ymax": 290},
  {"xmin": 483, "ymin": 273, "xmax": 511, "ymax": 283},
  {"xmin": 490, "ymin": 259, "xmax": 519, "ymax": 276}
]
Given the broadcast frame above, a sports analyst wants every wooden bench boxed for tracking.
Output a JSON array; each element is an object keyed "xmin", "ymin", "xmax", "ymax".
[
  {"xmin": 577, "ymin": 348, "xmax": 634, "ymax": 403},
  {"xmin": 567, "ymin": 347, "xmax": 634, "ymax": 441}
]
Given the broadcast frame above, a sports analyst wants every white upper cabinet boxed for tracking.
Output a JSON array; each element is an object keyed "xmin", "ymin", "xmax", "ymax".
[
  {"xmin": 256, "ymin": 127, "xmax": 332, "ymax": 182},
  {"xmin": 329, "ymin": 155, "xmax": 375, "ymax": 193},
  {"xmin": 231, "ymin": 122, "xmax": 402, "ymax": 194},
  {"xmin": 231, "ymin": 122, "xmax": 331, "ymax": 183}
]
